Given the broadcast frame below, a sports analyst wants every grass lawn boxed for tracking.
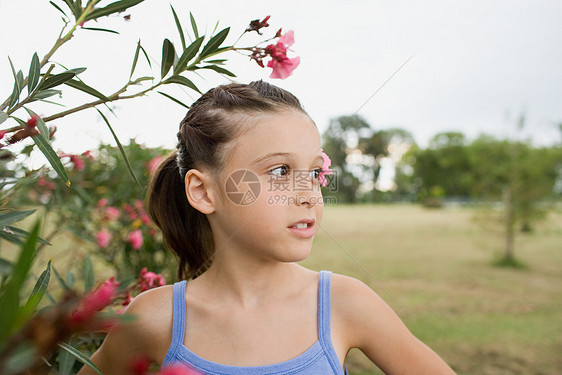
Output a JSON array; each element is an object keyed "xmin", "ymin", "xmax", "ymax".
[
  {"xmin": 11, "ymin": 204, "xmax": 562, "ymax": 374},
  {"xmin": 301, "ymin": 204, "xmax": 562, "ymax": 375}
]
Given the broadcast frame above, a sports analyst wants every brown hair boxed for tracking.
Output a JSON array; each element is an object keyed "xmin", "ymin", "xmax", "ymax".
[{"xmin": 147, "ymin": 80, "xmax": 306, "ymax": 280}]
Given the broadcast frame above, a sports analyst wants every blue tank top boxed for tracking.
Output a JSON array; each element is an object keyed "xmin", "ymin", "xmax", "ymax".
[{"xmin": 162, "ymin": 270, "xmax": 348, "ymax": 374}]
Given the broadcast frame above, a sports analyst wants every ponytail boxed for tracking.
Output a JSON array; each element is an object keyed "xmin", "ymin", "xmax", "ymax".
[{"xmin": 146, "ymin": 152, "xmax": 214, "ymax": 280}]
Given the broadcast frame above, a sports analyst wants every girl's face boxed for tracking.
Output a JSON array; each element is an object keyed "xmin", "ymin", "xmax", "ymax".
[{"xmin": 210, "ymin": 109, "xmax": 325, "ymax": 264}]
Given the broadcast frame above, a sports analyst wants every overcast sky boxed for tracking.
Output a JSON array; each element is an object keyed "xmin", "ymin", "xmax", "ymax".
[{"xmin": 1, "ymin": 0, "xmax": 561, "ymax": 156}]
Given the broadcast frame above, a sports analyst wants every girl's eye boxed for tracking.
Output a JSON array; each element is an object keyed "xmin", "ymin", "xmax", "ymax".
[
  {"xmin": 268, "ymin": 165, "xmax": 290, "ymax": 177},
  {"xmin": 310, "ymin": 168, "xmax": 322, "ymax": 180}
]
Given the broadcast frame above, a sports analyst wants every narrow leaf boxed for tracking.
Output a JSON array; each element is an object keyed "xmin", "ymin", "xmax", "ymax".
[
  {"xmin": 24, "ymin": 107, "xmax": 49, "ymax": 141},
  {"xmin": 0, "ymin": 258, "xmax": 12, "ymax": 277},
  {"xmin": 95, "ymin": 108, "xmax": 141, "ymax": 186},
  {"xmin": 2, "ymin": 225, "xmax": 51, "ymax": 245},
  {"xmin": 85, "ymin": 0, "xmax": 144, "ymax": 21},
  {"xmin": 51, "ymin": 265, "xmax": 71, "ymax": 291},
  {"xmin": 65, "ymin": 67, "xmax": 87, "ymax": 75},
  {"xmin": 37, "ymin": 72, "xmax": 76, "ymax": 91},
  {"xmin": 199, "ymin": 27, "xmax": 230, "ymax": 59},
  {"xmin": 28, "ymin": 53, "xmax": 40, "ymax": 95},
  {"xmin": 84, "ymin": 255, "xmax": 93, "ymax": 292},
  {"xmin": 170, "ymin": 5, "xmax": 186, "ymax": 50},
  {"xmin": 158, "ymin": 91, "xmax": 190, "ymax": 109},
  {"xmin": 164, "ymin": 75, "xmax": 200, "ymax": 93},
  {"xmin": 31, "ymin": 89, "xmax": 61, "ymax": 101},
  {"xmin": 190, "ymin": 12, "xmax": 199, "ymax": 39},
  {"xmin": 82, "ymin": 27, "xmax": 120, "ymax": 34},
  {"xmin": 58, "ymin": 342, "xmax": 77, "ymax": 375},
  {"xmin": 0, "ymin": 210, "xmax": 36, "ymax": 226},
  {"xmin": 25, "ymin": 260, "xmax": 51, "ymax": 312},
  {"xmin": 139, "ymin": 44, "xmax": 152, "ymax": 69},
  {"xmin": 0, "ymin": 111, "xmax": 8, "ymax": 125},
  {"xmin": 13, "ymin": 117, "xmax": 70, "ymax": 186},
  {"xmin": 62, "ymin": 0, "xmax": 79, "ymax": 19},
  {"xmin": 174, "ymin": 36, "xmax": 204, "ymax": 74},
  {"xmin": 200, "ymin": 65, "xmax": 236, "ymax": 77},
  {"xmin": 49, "ymin": 1, "xmax": 68, "ymax": 17},
  {"xmin": 161, "ymin": 38, "xmax": 175, "ymax": 78},
  {"xmin": 58, "ymin": 343, "xmax": 104, "ymax": 375},
  {"xmin": 129, "ymin": 40, "xmax": 141, "ymax": 79},
  {"xmin": 66, "ymin": 269, "xmax": 75, "ymax": 288},
  {"xmin": 64, "ymin": 79, "xmax": 108, "ymax": 100}
]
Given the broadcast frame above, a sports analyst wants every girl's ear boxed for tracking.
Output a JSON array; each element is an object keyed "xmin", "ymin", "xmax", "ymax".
[{"xmin": 184, "ymin": 169, "xmax": 216, "ymax": 215}]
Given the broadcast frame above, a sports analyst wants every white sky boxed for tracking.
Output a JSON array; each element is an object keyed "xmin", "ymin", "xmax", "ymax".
[{"xmin": 1, "ymin": 0, "xmax": 561, "ymax": 156}]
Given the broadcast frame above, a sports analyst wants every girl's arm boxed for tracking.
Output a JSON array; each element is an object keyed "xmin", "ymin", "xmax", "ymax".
[
  {"xmin": 77, "ymin": 286, "xmax": 173, "ymax": 375},
  {"xmin": 331, "ymin": 275, "xmax": 456, "ymax": 375}
]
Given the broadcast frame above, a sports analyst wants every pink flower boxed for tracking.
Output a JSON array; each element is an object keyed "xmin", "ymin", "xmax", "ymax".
[
  {"xmin": 0, "ymin": 130, "xmax": 6, "ymax": 140},
  {"xmin": 68, "ymin": 277, "xmax": 119, "ymax": 326},
  {"xmin": 147, "ymin": 155, "xmax": 163, "ymax": 173},
  {"xmin": 26, "ymin": 115, "xmax": 39, "ymax": 129},
  {"xmin": 128, "ymin": 229, "xmax": 143, "ymax": 250},
  {"xmin": 141, "ymin": 214, "xmax": 151, "ymax": 226},
  {"xmin": 318, "ymin": 148, "xmax": 333, "ymax": 187},
  {"xmin": 105, "ymin": 206, "xmax": 121, "ymax": 221},
  {"xmin": 96, "ymin": 229, "xmax": 112, "ymax": 248},
  {"xmin": 278, "ymin": 29, "xmax": 295, "ymax": 46},
  {"xmin": 97, "ymin": 198, "xmax": 108, "ymax": 207},
  {"xmin": 128, "ymin": 355, "xmax": 151, "ymax": 375},
  {"xmin": 245, "ymin": 15, "xmax": 271, "ymax": 34},
  {"xmin": 265, "ymin": 30, "xmax": 300, "ymax": 79},
  {"xmin": 139, "ymin": 267, "xmax": 166, "ymax": 292},
  {"xmin": 70, "ymin": 155, "xmax": 85, "ymax": 171}
]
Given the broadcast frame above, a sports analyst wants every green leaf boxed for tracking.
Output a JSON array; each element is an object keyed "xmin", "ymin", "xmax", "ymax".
[
  {"xmin": 0, "ymin": 210, "xmax": 35, "ymax": 227},
  {"xmin": 37, "ymin": 72, "xmax": 76, "ymax": 91},
  {"xmin": 66, "ymin": 67, "xmax": 87, "ymax": 75},
  {"xmin": 170, "ymin": 5, "xmax": 186, "ymax": 50},
  {"xmin": 24, "ymin": 107, "xmax": 49, "ymax": 141},
  {"xmin": 1, "ymin": 225, "xmax": 51, "ymax": 246},
  {"xmin": 164, "ymin": 75, "xmax": 200, "ymax": 93},
  {"xmin": 139, "ymin": 44, "xmax": 152, "ymax": 69},
  {"xmin": 0, "ymin": 258, "xmax": 13, "ymax": 277},
  {"xmin": 66, "ymin": 269, "xmax": 75, "ymax": 288},
  {"xmin": 174, "ymin": 36, "xmax": 204, "ymax": 74},
  {"xmin": 51, "ymin": 265, "xmax": 71, "ymax": 291},
  {"xmin": 82, "ymin": 27, "xmax": 120, "ymax": 34},
  {"xmin": 30, "ymin": 89, "xmax": 61, "ymax": 101},
  {"xmin": 50, "ymin": 1, "xmax": 68, "ymax": 17},
  {"xmin": 129, "ymin": 40, "xmax": 141, "ymax": 79},
  {"xmin": 158, "ymin": 91, "xmax": 190, "ymax": 109},
  {"xmin": 161, "ymin": 38, "xmax": 175, "ymax": 78},
  {"xmin": 85, "ymin": 0, "xmax": 145, "ymax": 21},
  {"xmin": 199, "ymin": 27, "xmax": 230, "ymax": 59},
  {"xmin": 95, "ymin": 108, "xmax": 141, "ymax": 186},
  {"xmin": 204, "ymin": 59, "xmax": 227, "ymax": 65},
  {"xmin": 58, "ymin": 341, "xmax": 77, "ymax": 375},
  {"xmin": 58, "ymin": 342, "xmax": 104, "ymax": 375},
  {"xmin": 0, "ymin": 221, "xmax": 39, "ymax": 342},
  {"xmin": 28, "ymin": 53, "xmax": 40, "ymax": 95},
  {"xmin": 190, "ymin": 12, "xmax": 199, "ymax": 39},
  {"xmin": 62, "ymin": 0, "xmax": 80, "ymax": 19},
  {"xmin": 64, "ymin": 79, "xmax": 108, "ymax": 100},
  {"xmin": 131, "ymin": 76, "xmax": 153, "ymax": 85},
  {"xmin": 84, "ymin": 255, "xmax": 94, "ymax": 292},
  {"xmin": 0, "ymin": 111, "xmax": 8, "ymax": 124},
  {"xmin": 3, "ymin": 342, "xmax": 38, "ymax": 374},
  {"xmin": 200, "ymin": 65, "xmax": 236, "ymax": 77},
  {"xmin": 25, "ymin": 260, "xmax": 51, "ymax": 312},
  {"xmin": 13, "ymin": 117, "xmax": 70, "ymax": 186}
]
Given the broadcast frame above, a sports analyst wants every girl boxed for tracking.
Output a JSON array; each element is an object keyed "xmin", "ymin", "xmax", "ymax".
[{"xmin": 79, "ymin": 81, "xmax": 456, "ymax": 374}]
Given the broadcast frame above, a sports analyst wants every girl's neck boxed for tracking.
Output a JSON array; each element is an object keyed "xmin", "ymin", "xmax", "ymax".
[{"xmin": 193, "ymin": 257, "xmax": 304, "ymax": 310}]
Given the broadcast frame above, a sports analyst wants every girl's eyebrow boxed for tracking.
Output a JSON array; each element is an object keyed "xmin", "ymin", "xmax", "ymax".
[
  {"xmin": 251, "ymin": 152, "xmax": 323, "ymax": 165},
  {"xmin": 251, "ymin": 152, "xmax": 291, "ymax": 165}
]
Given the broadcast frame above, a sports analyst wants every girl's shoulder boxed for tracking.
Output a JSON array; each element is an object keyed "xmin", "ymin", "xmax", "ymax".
[{"xmin": 116, "ymin": 284, "xmax": 175, "ymax": 362}]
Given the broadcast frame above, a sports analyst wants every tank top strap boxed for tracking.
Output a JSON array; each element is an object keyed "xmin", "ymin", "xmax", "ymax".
[
  {"xmin": 318, "ymin": 270, "xmax": 343, "ymax": 374},
  {"xmin": 162, "ymin": 280, "xmax": 187, "ymax": 366}
]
